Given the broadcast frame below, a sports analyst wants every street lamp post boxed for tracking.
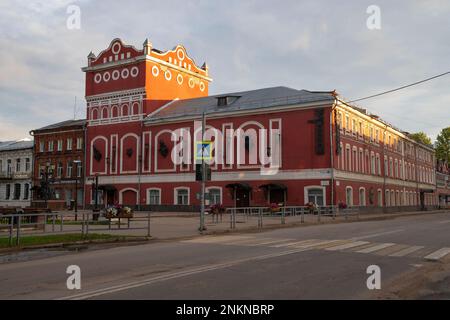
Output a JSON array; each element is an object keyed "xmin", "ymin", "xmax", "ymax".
[{"xmin": 73, "ymin": 160, "xmax": 81, "ymax": 221}]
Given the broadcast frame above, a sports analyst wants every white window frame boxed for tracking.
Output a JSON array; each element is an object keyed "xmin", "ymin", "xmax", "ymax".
[
  {"xmin": 174, "ymin": 187, "xmax": 190, "ymax": 205},
  {"xmin": 146, "ymin": 188, "xmax": 162, "ymax": 205},
  {"xmin": 304, "ymin": 186, "xmax": 326, "ymax": 206},
  {"xmin": 206, "ymin": 186, "xmax": 222, "ymax": 205}
]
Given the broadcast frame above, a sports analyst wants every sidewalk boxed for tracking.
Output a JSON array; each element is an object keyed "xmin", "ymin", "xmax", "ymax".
[{"xmin": 4, "ymin": 208, "xmax": 447, "ymax": 243}]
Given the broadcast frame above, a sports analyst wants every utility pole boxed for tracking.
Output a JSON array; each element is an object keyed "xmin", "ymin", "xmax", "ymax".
[
  {"xmin": 73, "ymin": 160, "xmax": 81, "ymax": 221},
  {"xmin": 200, "ymin": 112, "xmax": 206, "ymax": 232}
]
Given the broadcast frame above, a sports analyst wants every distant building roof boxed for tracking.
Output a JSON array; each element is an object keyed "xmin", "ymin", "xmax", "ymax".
[
  {"xmin": 0, "ymin": 139, "xmax": 34, "ymax": 152},
  {"xmin": 31, "ymin": 119, "xmax": 86, "ymax": 134},
  {"xmin": 145, "ymin": 86, "xmax": 335, "ymax": 123}
]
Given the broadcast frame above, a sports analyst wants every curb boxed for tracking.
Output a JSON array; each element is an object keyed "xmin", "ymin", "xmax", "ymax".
[{"xmin": 0, "ymin": 236, "xmax": 152, "ymax": 254}]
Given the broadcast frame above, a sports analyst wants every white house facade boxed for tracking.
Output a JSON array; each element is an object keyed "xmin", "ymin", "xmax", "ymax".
[{"xmin": 0, "ymin": 140, "xmax": 34, "ymax": 208}]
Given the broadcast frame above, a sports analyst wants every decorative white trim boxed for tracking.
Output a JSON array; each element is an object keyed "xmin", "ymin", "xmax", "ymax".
[
  {"xmin": 142, "ymin": 131, "xmax": 152, "ymax": 173},
  {"xmin": 188, "ymin": 77, "xmax": 195, "ymax": 88},
  {"xmin": 121, "ymin": 68, "xmax": 129, "ymax": 79},
  {"xmin": 103, "ymin": 71, "xmax": 111, "ymax": 82},
  {"xmin": 94, "ymin": 73, "xmax": 102, "ymax": 83},
  {"xmin": 154, "ymin": 130, "xmax": 176, "ymax": 173},
  {"xmin": 120, "ymin": 133, "xmax": 140, "ymax": 174},
  {"xmin": 130, "ymin": 66, "xmax": 139, "ymax": 77},
  {"xmin": 90, "ymin": 168, "xmax": 332, "ymax": 185},
  {"xmin": 112, "ymin": 70, "xmax": 120, "ymax": 80},
  {"xmin": 110, "ymin": 134, "xmax": 118, "ymax": 174},
  {"xmin": 146, "ymin": 188, "xmax": 161, "ymax": 205},
  {"xmin": 199, "ymin": 81, "xmax": 205, "ymax": 92},
  {"xmin": 164, "ymin": 70, "xmax": 172, "ymax": 81},
  {"xmin": 206, "ymin": 186, "xmax": 223, "ymax": 205},
  {"xmin": 304, "ymin": 185, "xmax": 327, "ymax": 206},
  {"xmin": 119, "ymin": 188, "xmax": 139, "ymax": 205},
  {"xmin": 90, "ymin": 136, "xmax": 108, "ymax": 175},
  {"xmin": 177, "ymin": 74, "xmax": 183, "ymax": 85},
  {"xmin": 174, "ymin": 186, "xmax": 190, "ymax": 205},
  {"xmin": 152, "ymin": 65, "xmax": 159, "ymax": 77}
]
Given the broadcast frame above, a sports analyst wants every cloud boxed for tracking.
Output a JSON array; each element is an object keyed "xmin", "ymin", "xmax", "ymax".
[{"xmin": 0, "ymin": 0, "xmax": 449, "ymax": 141}]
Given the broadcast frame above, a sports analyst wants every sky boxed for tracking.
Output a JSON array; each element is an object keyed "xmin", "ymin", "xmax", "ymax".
[{"xmin": 0, "ymin": 0, "xmax": 449, "ymax": 141}]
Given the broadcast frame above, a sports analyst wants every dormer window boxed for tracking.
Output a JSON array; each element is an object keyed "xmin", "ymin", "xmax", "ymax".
[
  {"xmin": 217, "ymin": 97, "xmax": 228, "ymax": 106},
  {"xmin": 216, "ymin": 95, "xmax": 240, "ymax": 107}
]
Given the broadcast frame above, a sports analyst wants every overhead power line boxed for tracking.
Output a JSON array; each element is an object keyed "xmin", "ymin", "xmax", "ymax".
[{"xmin": 348, "ymin": 71, "xmax": 450, "ymax": 103}]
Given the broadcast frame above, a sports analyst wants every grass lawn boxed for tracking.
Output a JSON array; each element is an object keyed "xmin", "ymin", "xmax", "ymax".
[{"xmin": 0, "ymin": 233, "xmax": 129, "ymax": 248}]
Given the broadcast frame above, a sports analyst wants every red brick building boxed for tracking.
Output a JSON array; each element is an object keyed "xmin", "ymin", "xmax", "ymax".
[
  {"xmin": 82, "ymin": 38, "xmax": 437, "ymax": 211},
  {"xmin": 30, "ymin": 120, "xmax": 86, "ymax": 209}
]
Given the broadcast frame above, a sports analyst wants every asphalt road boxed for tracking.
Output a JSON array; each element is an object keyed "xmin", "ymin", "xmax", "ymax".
[{"xmin": 1, "ymin": 211, "xmax": 450, "ymax": 300}]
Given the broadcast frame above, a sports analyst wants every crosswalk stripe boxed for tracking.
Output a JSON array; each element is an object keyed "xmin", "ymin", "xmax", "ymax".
[
  {"xmin": 356, "ymin": 243, "xmax": 396, "ymax": 254},
  {"xmin": 246, "ymin": 239, "xmax": 296, "ymax": 246},
  {"xmin": 293, "ymin": 239, "xmax": 348, "ymax": 250},
  {"xmin": 424, "ymin": 248, "xmax": 450, "ymax": 261},
  {"xmin": 222, "ymin": 238, "xmax": 280, "ymax": 246},
  {"xmin": 388, "ymin": 246, "xmax": 425, "ymax": 257},
  {"xmin": 270, "ymin": 239, "xmax": 319, "ymax": 248},
  {"xmin": 326, "ymin": 241, "xmax": 370, "ymax": 251},
  {"xmin": 182, "ymin": 235, "xmax": 253, "ymax": 244}
]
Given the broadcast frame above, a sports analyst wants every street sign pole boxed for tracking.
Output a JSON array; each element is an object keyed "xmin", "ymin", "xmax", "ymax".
[{"xmin": 200, "ymin": 112, "xmax": 206, "ymax": 232}]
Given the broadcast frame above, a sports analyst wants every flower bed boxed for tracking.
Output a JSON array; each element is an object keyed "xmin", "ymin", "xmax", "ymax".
[{"xmin": 104, "ymin": 204, "xmax": 133, "ymax": 219}]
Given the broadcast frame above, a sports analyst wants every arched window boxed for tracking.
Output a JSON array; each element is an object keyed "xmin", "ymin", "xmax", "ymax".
[
  {"xmin": 346, "ymin": 187, "xmax": 353, "ymax": 206},
  {"xmin": 359, "ymin": 188, "xmax": 366, "ymax": 206}
]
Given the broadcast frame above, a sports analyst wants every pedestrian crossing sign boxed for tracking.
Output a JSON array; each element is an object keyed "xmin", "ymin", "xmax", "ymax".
[{"xmin": 195, "ymin": 140, "xmax": 213, "ymax": 160}]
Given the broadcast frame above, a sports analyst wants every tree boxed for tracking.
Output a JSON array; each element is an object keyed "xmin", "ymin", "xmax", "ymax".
[
  {"xmin": 409, "ymin": 132, "xmax": 433, "ymax": 146},
  {"xmin": 435, "ymin": 127, "xmax": 450, "ymax": 163}
]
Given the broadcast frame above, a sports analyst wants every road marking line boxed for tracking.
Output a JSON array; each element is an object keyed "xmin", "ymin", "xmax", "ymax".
[
  {"xmin": 388, "ymin": 246, "xmax": 424, "ymax": 257},
  {"xmin": 326, "ymin": 241, "xmax": 370, "ymax": 251},
  {"xmin": 221, "ymin": 238, "xmax": 274, "ymax": 245},
  {"xmin": 437, "ymin": 220, "xmax": 450, "ymax": 224},
  {"xmin": 270, "ymin": 239, "xmax": 319, "ymax": 248},
  {"xmin": 293, "ymin": 239, "xmax": 346, "ymax": 250},
  {"xmin": 351, "ymin": 229, "xmax": 404, "ymax": 241},
  {"xmin": 424, "ymin": 248, "xmax": 450, "ymax": 261},
  {"xmin": 246, "ymin": 239, "xmax": 295, "ymax": 246},
  {"xmin": 355, "ymin": 243, "xmax": 396, "ymax": 254},
  {"xmin": 182, "ymin": 235, "xmax": 253, "ymax": 244},
  {"xmin": 57, "ymin": 247, "xmax": 313, "ymax": 300}
]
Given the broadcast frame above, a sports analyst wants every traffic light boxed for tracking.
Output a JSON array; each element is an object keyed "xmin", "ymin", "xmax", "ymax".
[{"xmin": 196, "ymin": 164, "xmax": 212, "ymax": 181}]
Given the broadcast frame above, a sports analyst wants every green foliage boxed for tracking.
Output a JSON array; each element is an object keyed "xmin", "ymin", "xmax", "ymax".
[
  {"xmin": 435, "ymin": 127, "xmax": 450, "ymax": 162},
  {"xmin": 409, "ymin": 132, "xmax": 433, "ymax": 146}
]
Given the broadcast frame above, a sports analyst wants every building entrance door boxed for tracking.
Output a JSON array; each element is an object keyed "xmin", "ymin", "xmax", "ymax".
[{"xmin": 236, "ymin": 189, "xmax": 250, "ymax": 207}]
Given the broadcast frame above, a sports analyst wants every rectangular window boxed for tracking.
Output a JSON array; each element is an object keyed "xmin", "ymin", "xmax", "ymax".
[
  {"xmin": 77, "ymin": 162, "xmax": 83, "ymax": 178},
  {"xmin": 67, "ymin": 138, "xmax": 73, "ymax": 151},
  {"xmin": 13, "ymin": 183, "xmax": 21, "ymax": 200},
  {"xmin": 24, "ymin": 184, "xmax": 29, "ymax": 200},
  {"xmin": 25, "ymin": 158, "xmax": 31, "ymax": 172},
  {"xmin": 16, "ymin": 159, "xmax": 21, "ymax": 172},
  {"xmin": 40, "ymin": 141, "xmax": 45, "ymax": 153},
  {"xmin": 48, "ymin": 141, "xmax": 54, "ymax": 152},
  {"xmin": 7, "ymin": 160, "xmax": 12, "ymax": 175},
  {"xmin": 176, "ymin": 189, "xmax": 189, "ymax": 205},
  {"xmin": 5, "ymin": 184, "xmax": 11, "ymax": 200},
  {"xmin": 76, "ymin": 137, "xmax": 83, "ymax": 150},
  {"xmin": 67, "ymin": 162, "xmax": 73, "ymax": 178},
  {"xmin": 209, "ymin": 188, "xmax": 221, "ymax": 205},
  {"xmin": 57, "ymin": 140, "xmax": 63, "ymax": 151},
  {"xmin": 57, "ymin": 162, "xmax": 63, "ymax": 177},
  {"xmin": 148, "ymin": 189, "xmax": 161, "ymax": 205}
]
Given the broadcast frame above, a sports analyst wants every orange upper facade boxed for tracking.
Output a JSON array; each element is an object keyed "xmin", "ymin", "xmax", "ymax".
[{"xmin": 82, "ymin": 38, "xmax": 212, "ymax": 113}]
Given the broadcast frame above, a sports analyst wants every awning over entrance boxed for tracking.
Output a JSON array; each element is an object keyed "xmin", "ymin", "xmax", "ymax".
[
  {"xmin": 98, "ymin": 185, "xmax": 117, "ymax": 192},
  {"xmin": 225, "ymin": 183, "xmax": 252, "ymax": 190},
  {"xmin": 258, "ymin": 183, "xmax": 287, "ymax": 191}
]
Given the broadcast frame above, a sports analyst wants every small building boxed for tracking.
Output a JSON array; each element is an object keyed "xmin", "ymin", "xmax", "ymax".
[
  {"xmin": 30, "ymin": 120, "xmax": 86, "ymax": 210},
  {"xmin": 436, "ymin": 160, "xmax": 450, "ymax": 208},
  {"xmin": 0, "ymin": 139, "xmax": 34, "ymax": 208}
]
